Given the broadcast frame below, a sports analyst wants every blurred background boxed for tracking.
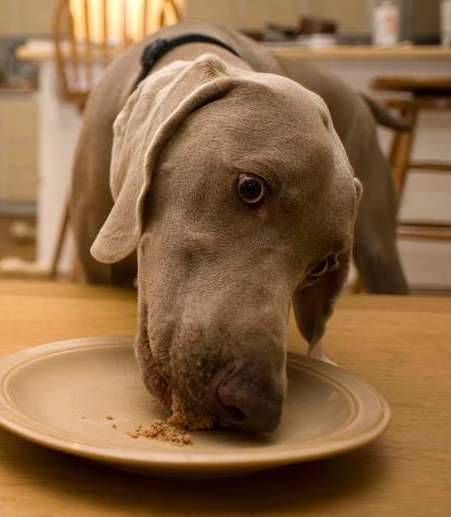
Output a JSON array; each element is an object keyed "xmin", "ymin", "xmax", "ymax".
[
  {"xmin": 0, "ymin": 0, "xmax": 450, "ymax": 292},
  {"xmin": 0, "ymin": 1, "xmax": 445, "ymax": 38}
]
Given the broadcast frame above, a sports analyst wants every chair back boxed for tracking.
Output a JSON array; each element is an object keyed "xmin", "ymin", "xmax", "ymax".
[{"xmin": 52, "ymin": 0, "xmax": 182, "ymax": 108}]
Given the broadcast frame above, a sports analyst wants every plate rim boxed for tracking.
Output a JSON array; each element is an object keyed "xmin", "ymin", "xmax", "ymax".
[{"xmin": 0, "ymin": 336, "xmax": 391, "ymax": 472}]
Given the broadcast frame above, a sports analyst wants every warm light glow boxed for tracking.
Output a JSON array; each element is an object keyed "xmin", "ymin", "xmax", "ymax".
[{"xmin": 69, "ymin": 0, "xmax": 183, "ymax": 44}]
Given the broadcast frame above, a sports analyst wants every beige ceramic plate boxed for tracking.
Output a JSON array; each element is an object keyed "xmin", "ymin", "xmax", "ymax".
[{"xmin": 0, "ymin": 337, "xmax": 390, "ymax": 477}]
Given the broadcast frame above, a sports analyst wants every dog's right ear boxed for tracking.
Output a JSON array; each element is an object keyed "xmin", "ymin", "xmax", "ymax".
[
  {"xmin": 293, "ymin": 177, "xmax": 362, "ymax": 349},
  {"xmin": 292, "ymin": 249, "xmax": 351, "ymax": 347},
  {"xmin": 90, "ymin": 54, "xmax": 237, "ymax": 264}
]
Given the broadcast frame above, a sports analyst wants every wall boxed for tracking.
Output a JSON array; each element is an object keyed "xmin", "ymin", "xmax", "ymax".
[
  {"xmin": 0, "ymin": 0, "xmax": 55, "ymax": 35},
  {"xmin": 184, "ymin": 0, "xmax": 370, "ymax": 33},
  {"xmin": 0, "ymin": 0, "xmax": 442, "ymax": 38},
  {"xmin": 0, "ymin": 0, "xmax": 372, "ymax": 36}
]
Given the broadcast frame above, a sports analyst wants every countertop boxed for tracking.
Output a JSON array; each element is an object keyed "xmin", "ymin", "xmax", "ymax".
[
  {"xmin": 0, "ymin": 280, "xmax": 450, "ymax": 516},
  {"xmin": 17, "ymin": 39, "xmax": 451, "ymax": 62}
]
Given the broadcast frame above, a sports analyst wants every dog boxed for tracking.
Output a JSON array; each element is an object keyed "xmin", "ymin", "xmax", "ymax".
[{"xmin": 72, "ymin": 23, "xmax": 407, "ymax": 433}]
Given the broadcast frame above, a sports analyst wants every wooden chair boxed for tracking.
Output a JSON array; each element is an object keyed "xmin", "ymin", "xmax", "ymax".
[
  {"xmin": 370, "ymin": 75, "xmax": 451, "ymax": 291},
  {"xmin": 49, "ymin": 0, "xmax": 182, "ymax": 280},
  {"xmin": 53, "ymin": 0, "xmax": 182, "ymax": 110}
]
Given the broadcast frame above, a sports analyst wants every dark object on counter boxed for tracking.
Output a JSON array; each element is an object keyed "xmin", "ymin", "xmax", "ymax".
[
  {"xmin": 298, "ymin": 16, "xmax": 337, "ymax": 35},
  {"xmin": 248, "ymin": 24, "xmax": 298, "ymax": 43},
  {"xmin": 266, "ymin": 23, "xmax": 299, "ymax": 39},
  {"xmin": 242, "ymin": 16, "xmax": 338, "ymax": 43},
  {"xmin": 401, "ymin": 0, "xmax": 441, "ymax": 44},
  {"xmin": 241, "ymin": 24, "xmax": 299, "ymax": 43}
]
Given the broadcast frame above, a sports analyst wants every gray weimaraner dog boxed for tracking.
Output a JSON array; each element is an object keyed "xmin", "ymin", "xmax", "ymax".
[{"xmin": 72, "ymin": 23, "xmax": 408, "ymax": 433}]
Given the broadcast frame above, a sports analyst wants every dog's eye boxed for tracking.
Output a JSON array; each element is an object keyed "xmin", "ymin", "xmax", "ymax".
[
  {"xmin": 237, "ymin": 174, "xmax": 267, "ymax": 206},
  {"xmin": 308, "ymin": 255, "xmax": 339, "ymax": 279}
]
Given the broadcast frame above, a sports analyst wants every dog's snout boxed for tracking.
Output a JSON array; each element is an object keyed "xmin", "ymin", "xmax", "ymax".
[{"xmin": 207, "ymin": 359, "xmax": 283, "ymax": 433}]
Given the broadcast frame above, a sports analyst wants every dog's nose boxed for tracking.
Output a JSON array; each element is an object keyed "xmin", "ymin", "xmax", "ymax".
[{"xmin": 207, "ymin": 359, "xmax": 283, "ymax": 433}]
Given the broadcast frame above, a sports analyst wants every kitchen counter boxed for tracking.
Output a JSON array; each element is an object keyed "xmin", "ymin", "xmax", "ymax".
[{"xmin": 17, "ymin": 39, "xmax": 451, "ymax": 62}]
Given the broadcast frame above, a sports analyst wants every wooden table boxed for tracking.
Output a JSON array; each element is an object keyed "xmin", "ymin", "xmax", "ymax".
[{"xmin": 0, "ymin": 280, "xmax": 450, "ymax": 516}]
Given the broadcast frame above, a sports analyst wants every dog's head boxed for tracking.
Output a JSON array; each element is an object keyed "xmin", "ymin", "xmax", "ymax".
[{"xmin": 91, "ymin": 55, "xmax": 361, "ymax": 432}]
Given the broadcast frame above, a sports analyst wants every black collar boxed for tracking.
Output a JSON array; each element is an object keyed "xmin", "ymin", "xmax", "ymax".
[{"xmin": 134, "ymin": 33, "xmax": 240, "ymax": 90}]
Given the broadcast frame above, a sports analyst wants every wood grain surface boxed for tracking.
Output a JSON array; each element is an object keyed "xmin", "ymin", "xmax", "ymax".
[{"xmin": 0, "ymin": 280, "xmax": 450, "ymax": 516}]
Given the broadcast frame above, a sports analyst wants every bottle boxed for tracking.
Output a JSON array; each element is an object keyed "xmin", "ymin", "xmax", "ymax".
[{"xmin": 373, "ymin": 0, "xmax": 400, "ymax": 47}]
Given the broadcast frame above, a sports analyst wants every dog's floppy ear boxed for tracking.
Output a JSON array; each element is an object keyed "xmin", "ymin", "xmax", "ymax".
[
  {"xmin": 91, "ymin": 54, "xmax": 236, "ymax": 264},
  {"xmin": 292, "ymin": 250, "xmax": 351, "ymax": 346},
  {"xmin": 293, "ymin": 177, "xmax": 362, "ymax": 347}
]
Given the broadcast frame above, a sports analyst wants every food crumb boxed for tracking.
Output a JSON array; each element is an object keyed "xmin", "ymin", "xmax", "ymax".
[
  {"xmin": 106, "ymin": 415, "xmax": 114, "ymax": 420},
  {"xmin": 112, "ymin": 424, "xmax": 117, "ymax": 429},
  {"xmin": 80, "ymin": 416, "xmax": 86, "ymax": 420},
  {"xmin": 169, "ymin": 394, "xmax": 215, "ymax": 431},
  {"xmin": 168, "ymin": 412, "xmax": 215, "ymax": 431},
  {"xmin": 127, "ymin": 420, "xmax": 192, "ymax": 446}
]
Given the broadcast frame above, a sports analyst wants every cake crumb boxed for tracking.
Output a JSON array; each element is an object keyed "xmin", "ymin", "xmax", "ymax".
[
  {"xmin": 112, "ymin": 424, "xmax": 117, "ymax": 429},
  {"xmin": 80, "ymin": 416, "xmax": 86, "ymax": 420},
  {"xmin": 106, "ymin": 415, "xmax": 114, "ymax": 420},
  {"xmin": 127, "ymin": 420, "xmax": 192, "ymax": 446}
]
